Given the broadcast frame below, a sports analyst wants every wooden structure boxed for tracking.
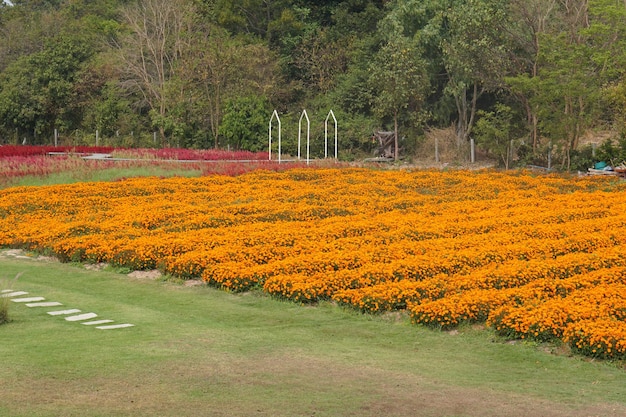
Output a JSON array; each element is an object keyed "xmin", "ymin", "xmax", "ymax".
[
  {"xmin": 590, "ymin": 164, "xmax": 626, "ymax": 178},
  {"xmin": 373, "ymin": 131, "xmax": 396, "ymax": 158}
]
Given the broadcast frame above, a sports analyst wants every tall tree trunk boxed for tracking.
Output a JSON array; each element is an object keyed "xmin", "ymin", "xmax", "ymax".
[
  {"xmin": 454, "ymin": 82, "xmax": 481, "ymax": 147},
  {"xmin": 117, "ymin": 0, "xmax": 192, "ymax": 143},
  {"xmin": 394, "ymin": 108, "xmax": 399, "ymax": 161},
  {"xmin": 454, "ymin": 92, "xmax": 467, "ymax": 148},
  {"xmin": 467, "ymin": 81, "xmax": 479, "ymax": 142}
]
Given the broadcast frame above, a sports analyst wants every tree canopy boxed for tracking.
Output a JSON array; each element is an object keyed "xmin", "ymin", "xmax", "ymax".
[{"xmin": 0, "ymin": 0, "xmax": 625, "ymax": 168}]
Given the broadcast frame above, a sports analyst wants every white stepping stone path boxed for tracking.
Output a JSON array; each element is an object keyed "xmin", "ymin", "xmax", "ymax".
[
  {"xmin": 11, "ymin": 296, "xmax": 45, "ymax": 303},
  {"xmin": 8, "ymin": 290, "xmax": 134, "ymax": 329},
  {"xmin": 65, "ymin": 313, "xmax": 98, "ymax": 322},
  {"xmin": 47, "ymin": 309, "xmax": 82, "ymax": 316},
  {"xmin": 82, "ymin": 319, "xmax": 114, "ymax": 326},
  {"xmin": 96, "ymin": 323, "xmax": 135, "ymax": 330},
  {"xmin": 26, "ymin": 301, "xmax": 63, "ymax": 307},
  {"xmin": 1, "ymin": 291, "xmax": 29, "ymax": 297}
]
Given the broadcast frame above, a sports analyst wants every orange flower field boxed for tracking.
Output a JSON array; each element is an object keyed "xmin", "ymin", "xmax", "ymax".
[{"xmin": 1, "ymin": 168, "xmax": 626, "ymax": 359}]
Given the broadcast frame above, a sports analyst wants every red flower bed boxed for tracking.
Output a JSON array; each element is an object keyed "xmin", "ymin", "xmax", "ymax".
[
  {"xmin": 118, "ymin": 148, "xmax": 269, "ymax": 161},
  {"xmin": 0, "ymin": 145, "xmax": 306, "ymax": 186},
  {"xmin": 0, "ymin": 145, "xmax": 269, "ymax": 160}
]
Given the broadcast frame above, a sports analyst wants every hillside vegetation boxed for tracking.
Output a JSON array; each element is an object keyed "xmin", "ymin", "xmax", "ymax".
[{"xmin": 1, "ymin": 0, "xmax": 626, "ymax": 169}]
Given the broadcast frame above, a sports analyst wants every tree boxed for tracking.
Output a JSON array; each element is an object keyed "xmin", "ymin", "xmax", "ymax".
[
  {"xmin": 585, "ymin": 0, "xmax": 626, "ymax": 137},
  {"xmin": 82, "ymin": 80, "xmax": 136, "ymax": 139},
  {"xmin": 607, "ymin": 78, "xmax": 626, "ymax": 137},
  {"xmin": 474, "ymin": 104, "xmax": 516, "ymax": 168},
  {"xmin": 177, "ymin": 25, "xmax": 280, "ymax": 148},
  {"xmin": 0, "ymin": 54, "xmax": 37, "ymax": 140},
  {"xmin": 505, "ymin": 0, "xmax": 626, "ymax": 168},
  {"xmin": 115, "ymin": 0, "xmax": 194, "ymax": 145},
  {"xmin": 292, "ymin": 27, "xmax": 350, "ymax": 93},
  {"xmin": 532, "ymin": 33, "xmax": 597, "ymax": 169},
  {"xmin": 0, "ymin": 34, "xmax": 93, "ymax": 142},
  {"xmin": 523, "ymin": 0, "xmax": 626, "ymax": 168},
  {"xmin": 440, "ymin": 0, "xmax": 511, "ymax": 146},
  {"xmin": 0, "ymin": 1, "xmax": 66, "ymax": 72},
  {"xmin": 504, "ymin": 0, "xmax": 558, "ymax": 151},
  {"xmin": 212, "ymin": 0, "xmax": 291, "ymax": 43},
  {"xmin": 324, "ymin": 1, "xmax": 386, "ymax": 118},
  {"xmin": 220, "ymin": 95, "xmax": 269, "ymax": 151},
  {"xmin": 369, "ymin": 36, "xmax": 430, "ymax": 160},
  {"xmin": 378, "ymin": 0, "xmax": 510, "ymax": 149}
]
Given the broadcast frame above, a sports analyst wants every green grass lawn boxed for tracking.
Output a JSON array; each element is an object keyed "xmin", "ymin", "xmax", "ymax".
[{"xmin": 1, "ymin": 254, "xmax": 625, "ymax": 417}]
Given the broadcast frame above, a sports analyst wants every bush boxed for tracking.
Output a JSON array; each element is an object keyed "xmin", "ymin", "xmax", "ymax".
[
  {"xmin": 0, "ymin": 273, "xmax": 22, "ymax": 325},
  {"xmin": 595, "ymin": 135, "xmax": 626, "ymax": 166},
  {"xmin": 569, "ymin": 145, "xmax": 596, "ymax": 172},
  {"xmin": 220, "ymin": 95, "xmax": 270, "ymax": 152}
]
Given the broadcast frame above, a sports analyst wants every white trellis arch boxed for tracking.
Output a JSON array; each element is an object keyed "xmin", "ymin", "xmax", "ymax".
[
  {"xmin": 268, "ymin": 109, "xmax": 281, "ymax": 162},
  {"xmin": 325, "ymin": 109, "xmax": 338, "ymax": 159},
  {"xmin": 298, "ymin": 109, "xmax": 311, "ymax": 164},
  {"xmin": 269, "ymin": 109, "xmax": 338, "ymax": 163}
]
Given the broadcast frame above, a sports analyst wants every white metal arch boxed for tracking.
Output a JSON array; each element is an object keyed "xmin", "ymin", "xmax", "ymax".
[
  {"xmin": 269, "ymin": 109, "xmax": 338, "ymax": 163},
  {"xmin": 298, "ymin": 109, "xmax": 311, "ymax": 164},
  {"xmin": 325, "ymin": 109, "xmax": 338, "ymax": 159},
  {"xmin": 268, "ymin": 109, "xmax": 281, "ymax": 162}
]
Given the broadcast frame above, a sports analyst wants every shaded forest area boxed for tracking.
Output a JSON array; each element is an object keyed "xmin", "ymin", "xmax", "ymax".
[{"xmin": 1, "ymin": 0, "xmax": 626, "ymax": 169}]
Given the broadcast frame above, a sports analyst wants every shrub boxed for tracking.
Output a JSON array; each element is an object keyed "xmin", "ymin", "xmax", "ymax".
[
  {"xmin": 0, "ymin": 273, "xmax": 22, "ymax": 325},
  {"xmin": 220, "ymin": 95, "xmax": 270, "ymax": 152}
]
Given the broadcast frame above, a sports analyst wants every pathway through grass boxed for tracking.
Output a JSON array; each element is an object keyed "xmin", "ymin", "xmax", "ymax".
[
  {"xmin": 2, "ymin": 288, "xmax": 134, "ymax": 329},
  {"xmin": 1, "ymin": 254, "xmax": 625, "ymax": 417}
]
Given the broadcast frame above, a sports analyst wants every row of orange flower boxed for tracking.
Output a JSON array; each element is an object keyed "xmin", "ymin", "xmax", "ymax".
[{"xmin": 1, "ymin": 168, "xmax": 625, "ymax": 358}]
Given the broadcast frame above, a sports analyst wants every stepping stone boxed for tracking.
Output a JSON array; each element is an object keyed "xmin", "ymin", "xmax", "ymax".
[
  {"xmin": 1, "ymin": 289, "xmax": 16, "ymax": 293},
  {"xmin": 82, "ymin": 319, "xmax": 114, "ymax": 326},
  {"xmin": 65, "ymin": 313, "xmax": 98, "ymax": 322},
  {"xmin": 26, "ymin": 301, "xmax": 63, "ymax": 307},
  {"xmin": 96, "ymin": 323, "xmax": 134, "ymax": 330},
  {"xmin": 47, "ymin": 309, "xmax": 81, "ymax": 316},
  {"xmin": 11, "ymin": 297, "xmax": 45, "ymax": 303},
  {"xmin": 1, "ymin": 291, "xmax": 29, "ymax": 298}
]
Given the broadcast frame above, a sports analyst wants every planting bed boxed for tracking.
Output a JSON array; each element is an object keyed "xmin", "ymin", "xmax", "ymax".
[
  {"xmin": 1, "ymin": 162, "xmax": 626, "ymax": 360},
  {"xmin": 0, "ymin": 145, "xmax": 289, "ymax": 187}
]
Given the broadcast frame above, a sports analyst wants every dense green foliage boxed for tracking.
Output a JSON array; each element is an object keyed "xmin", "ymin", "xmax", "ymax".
[{"xmin": 1, "ymin": 0, "xmax": 626, "ymax": 167}]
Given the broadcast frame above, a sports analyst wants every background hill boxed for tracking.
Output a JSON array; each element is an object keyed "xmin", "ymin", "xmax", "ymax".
[{"xmin": 1, "ymin": 0, "xmax": 626, "ymax": 170}]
